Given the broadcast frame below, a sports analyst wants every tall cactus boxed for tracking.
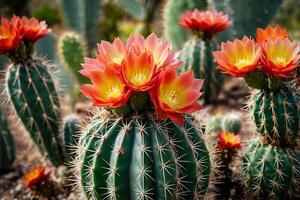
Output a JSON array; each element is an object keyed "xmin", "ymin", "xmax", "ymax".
[
  {"xmin": 6, "ymin": 58, "xmax": 64, "ymax": 166},
  {"xmin": 75, "ymin": 111, "xmax": 211, "ymax": 200},
  {"xmin": 58, "ymin": 31, "xmax": 87, "ymax": 85},
  {"xmin": 60, "ymin": 0, "xmax": 100, "ymax": 51},
  {"xmin": 0, "ymin": 107, "xmax": 15, "ymax": 173}
]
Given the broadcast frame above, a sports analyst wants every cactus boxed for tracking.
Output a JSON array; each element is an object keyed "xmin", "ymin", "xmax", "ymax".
[
  {"xmin": 250, "ymin": 85, "xmax": 299, "ymax": 146},
  {"xmin": 62, "ymin": 115, "xmax": 81, "ymax": 163},
  {"xmin": 222, "ymin": 113, "xmax": 241, "ymax": 134},
  {"xmin": 0, "ymin": 107, "xmax": 15, "ymax": 172},
  {"xmin": 211, "ymin": 0, "xmax": 283, "ymax": 42},
  {"xmin": 179, "ymin": 37, "xmax": 223, "ymax": 103},
  {"xmin": 75, "ymin": 110, "xmax": 211, "ymax": 199},
  {"xmin": 242, "ymin": 141, "xmax": 300, "ymax": 199},
  {"xmin": 206, "ymin": 115, "xmax": 223, "ymax": 133},
  {"xmin": 5, "ymin": 58, "xmax": 64, "ymax": 166},
  {"xmin": 58, "ymin": 31, "xmax": 88, "ymax": 85},
  {"xmin": 60, "ymin": 0, "xmax": 100, "ymax": 51},
  {"xmin": 163, "ymin": 0, "xmax": 208, "ymax": 49}
]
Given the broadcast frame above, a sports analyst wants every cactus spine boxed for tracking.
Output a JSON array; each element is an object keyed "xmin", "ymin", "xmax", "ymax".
[
  {"xmin": 62, "ymin": 115, "xmax": 81, "ymax": 163},
  {"xmin": 58, "ymin": 31, "xmax": 87, "ymax": 85},
  {"xmin": 0, "ymin": 107, "xmax": 15, "ymax": 172},
  {"xmin": 75, "ymin": 110, "xmax": 211, "ymax": 200},
  {"xmin": 6, "ymin": 58, "xmax": 64, "ymax": 166},
  {"xmin": 179, "ymin": 37, "xmax": 223, "ymax": 103}
]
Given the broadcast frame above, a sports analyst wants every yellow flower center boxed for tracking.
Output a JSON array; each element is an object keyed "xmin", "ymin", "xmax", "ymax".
[
  {"xmin": 104, "ymin": 85, "xmax": 122, "ymax": 98},
  {"xmin": 269, "ymin": 53, "xmax": 291, "ymax": 68},
  {"xmin": 160, "ymin": 88, "xmax": 185, "ymax": 109},
  {"xmin": 234, "ymin": 57, "xmax": 253, "ymax": 69},
  {"xmin": 128, "ymin": 69, "xmax": 151, "ymax": 87}
]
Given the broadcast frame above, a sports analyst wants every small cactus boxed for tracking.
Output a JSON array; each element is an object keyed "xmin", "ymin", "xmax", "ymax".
[
  {"xmin": 62, "ymin": 115, "xmax": 81, "ymax": 163},
  {"xmin": 58, "ymin": 31, "xmax": 87, "ymax": 84},
  {"xmin": 222, "ymin": 113, "xmax": 241, "ymax": 134},
  {"xmin": 206, "ymin": 115, "xmax": 223, "ymax": 133},
  {"xmin": 75, "ymin": 111, "xmax": 211, "ymax": 200},
  {"xmin": 0, "ymin": 107, "xmax": 15, "ymax": 173},
  {"xmin": 242, "ymin": 141, "xmax": 300, "ymax": 199}
]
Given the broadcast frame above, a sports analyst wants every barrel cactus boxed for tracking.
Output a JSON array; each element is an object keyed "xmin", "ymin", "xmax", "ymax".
[
  {"xmin": 1, "ymin": 16, "xmax": 64, "ymax": 166},
  {"xmin": 73, "ymin": 33, "xmax": 213, "ymax": 199},
  {"xmin": 212, "ymin": 25, "xmax": 300, "ymax": 198},
  {"xmin": 222, "ymin": 113, "xmax": 241, "ymax": 134},
  {"xmin": 0, "ymin": 107, "xmax": 15, "ymax": 173}
]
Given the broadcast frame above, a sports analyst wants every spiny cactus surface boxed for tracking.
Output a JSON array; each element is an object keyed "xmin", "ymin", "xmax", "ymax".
[
  {"xmin": 75, "ymin": 111, "xmax": 211, "ymax": 200},
  {"xmin": 250, "ymin": 85, "xmax": 299, "ymax": 146},
  {"xmin": 242, "ymin": 141, "xmax": 300, "ymax": 199},
  {"xmin": 6, "ymin": 58, "xmax": 63, "ymax": 166},
  {"xmin": 0, "ymin": 107, "xmax": 15, "ymax": 172},
  {"xmin": 222, "ymin": 113, "xmax": 241, "ymax": 134}
]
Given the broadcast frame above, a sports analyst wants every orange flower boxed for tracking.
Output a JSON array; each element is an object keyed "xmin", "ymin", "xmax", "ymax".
[
  {"xmin": 212, "ymin": 36, "xmax": 262, "ymax": 77},
  {"xmin": 0, "ymin": 17, "xmax": 22, "ymax": 54},
  {"xmin": 150, "ymin": 67, "xmax": 203, "ymax": 126},
  {"xmin": 126, "ymin": 33, "xmax": 181, "ymax": 69},
  {"xmin": 121, "ymin": 52, "xmax": 156, "ymax": 91},
  {"xmin": 261, "ymin": 38, "xmax": 300, "ymax": 78},
  {"xmin": 179, "ymin": 9, "xmax": 232, "ymax": 35},
  {"xmin": 23, "ymin": 165, "xmax": 49, "ymax": 188},
  {"xmin": 218, "ymin": 132, "xmax": 241, "ymax": 150},
  {"xmin": 97, "ymin": 37, "xmax": 127, "ymax": 67},
  {"xmin": 256, "ymin": 25, "xmax": 289, "ymax": 44},
  {"xmin": 80, "ymin": 58, "xmax": 104, "ymax": 78},
  {"xmin": 19, "ymin": 16, "xmax": 50, "ymax": 42},
  {"xmin": 80, "ymin": 65, "xmax": 131, "ymax": 107}
]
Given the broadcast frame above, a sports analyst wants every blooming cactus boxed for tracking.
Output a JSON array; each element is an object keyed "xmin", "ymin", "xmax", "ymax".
[
  {"xmin": 218, "ymin": 132, "xmax": 241, "ymax": 150},
  {"xmin": 0, "ymin": 17, "xmax": 22, "ymax": 54}
]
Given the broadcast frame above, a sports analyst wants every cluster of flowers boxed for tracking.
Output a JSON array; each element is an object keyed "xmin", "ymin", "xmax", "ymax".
[
  {"xmin": 179, "ymin": 9, "xmax": 232, "ymax": 35},
  {"xmin": 0, "ymin": 16, "xmax": 50, "ymax": 54},
  {"xmin": 80, "ymin": 33, "xmax": 203, "ymax": 125},
  {"xmin": 213, "ymin": 25, "xmax": 300, "ymax": 78}
]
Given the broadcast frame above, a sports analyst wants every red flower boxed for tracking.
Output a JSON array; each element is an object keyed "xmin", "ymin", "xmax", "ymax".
[
  {"xmin": 121, "ymin": 51, "xmax": 157, "ymax": 91},
  {"xmin": 150, "ymin": 67, "xmax": 203, "ymax": 126},
  {"xmin": 256, "ymin": 25, "xmax": 289, "ymax": 44},
  {"xmin": 261, "ymin": 38, "xmax": 300, "ymax": 78},
  {"xmin": 0, "ymin": 17, "xmax": 22, "ymax": 54},
  {"xmin": 80, "ymin": 58, "xmax": 104, "ymax": 78},
  {"xmin": 179, "ymin": 9, "xmax": 232, "ymax": 35},
  {"xmin": 23, "ymin": 165, "xmax": 50, "ymax": 188},
  {"xmin": 80, "ymin": 65, "xmax": 131, "ymax": 108},
  {"xmin": 218, "ymin": 132, "xmax": 241, "ymax": 150},
  {"xmin": 19, "ymin": 16, "xmax": 50, "ymax": 42},
  {"xmin": 212, "ymin": 36, "xmax": 262, "ymax": 77}
]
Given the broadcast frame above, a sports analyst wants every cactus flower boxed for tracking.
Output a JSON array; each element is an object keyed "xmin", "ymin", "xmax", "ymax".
[
  {"xmin": 261, "ymin": 38, "xmax": 300, "ymax": 78},
  {"xmin": 179, "ymin": 9, "xmax": 232, "ymax": 35},
  {"xmin": 80, "ymin": 58, "xmax": 103, "ymax": 78},
  {"xmin": 212, "ymin": 36, "xmax": 262, "ymax": 77},
  {"xmin": 0, "ymin": 17, "xmax": 22, "ymax": 54},
  {"xmin": 23, "ymin": 166, "xmax": 49, "ymax": 188},
  {"xmin": 256, "ymin": 25, "xmax": 289, "ymax": 44},
  {"xmin": 80, "ymin": 65, "xmax": 131, "ymax": 107},
  {"xmin": 218, "ymin": 132, "xmax": 241, "ymax": 150},
  {"xmin": 19, "ymin": 16, "xmax": 50, "ymax": 42},
  {"xmin": 150, "ymin": 67, "xmax": 203, "ymax": 125},
  {"xmin": 126, "ymin": 33, "xmax": 181, "ymax": 69},
  {"xmin": 121, "ymin": 52, "xmax": 156, "ymax": 91},
  {"xmin": 97, "ymin": 37, "xmax": 127, "ymax": 67}
]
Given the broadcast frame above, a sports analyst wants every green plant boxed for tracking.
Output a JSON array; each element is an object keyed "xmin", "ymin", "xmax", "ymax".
[
  {"xmin": 33, "ymin": 4, "xmax": 62, "ymax": 27},
  {"xmin": 0, "ymin": 107, "xmax": 15, "ymax": 173},
  {"xmin": 60, "ymin": 0, "xmax": 100, "ymax": 51},
  {"xmin": 243, "ymin": 141, "xmax": 300, "ymax": 199},
  {"xmin": 222, "ymin": 113, "xmax": 241, "ymax": 134},
  {"xmin": 163, "ymin": 0, "xmax": 207, "ymax": 49},
  {"xmin": 179, "ymin": 38, "xmax": 223, "ymax": 103},
  {"xmin": 206, "ymin": 115, "xmax": 223, "ymax": 133},
  {"xmin": 62, "ymin": 115, "xmax": 81, "ymax": 163},
  {"xmin": 75, "ymin": 110, "xmax": 211, "ymax": 199},
  {"xmin": 58, "ymin": 31, "xmax": 87, "ymax": 85}
]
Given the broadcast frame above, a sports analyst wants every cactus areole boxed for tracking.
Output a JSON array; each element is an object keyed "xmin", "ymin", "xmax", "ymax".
[{"xmin": 75, "ymin": 33, "xmax": 212, "ymax": 199}]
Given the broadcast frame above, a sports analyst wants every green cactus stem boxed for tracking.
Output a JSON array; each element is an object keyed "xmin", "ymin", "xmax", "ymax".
[
  {"xmin": 242, "ymin": 141, "xmax": 300, "ymax": 199},
  {"xmin": 6, "ymin": 58, "xmax": 63, "ymax": 166},
  {"xmin": 250, "ymin": 85, "xmax": 299, "ymax": 146},
  {"xmin": 0, "ymin": 107, "xmax": 15, "ymax": 173},
  {"xmin": 179, "ymin": 37, "xmax": 223, "ymax": 103},
  {"xmin": 222, "ymin": 113, "xmax": 241, "ymax": 134},
  {"xmin": 75, "ymin": 110, "xmax": 211, "ymax": 200}
]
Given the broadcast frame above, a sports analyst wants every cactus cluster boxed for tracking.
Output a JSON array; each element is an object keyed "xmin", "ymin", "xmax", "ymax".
[
  {"xmin": 75, "ymin": 110, "xmax": 211, "ymax": 200},
  {"xmin": 0, "ymin": 107, "xmax": 15, "ymax": 172},
  {"xmin": 206, "ymin": 113, "xmax": 241, "ymax": 134}
]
